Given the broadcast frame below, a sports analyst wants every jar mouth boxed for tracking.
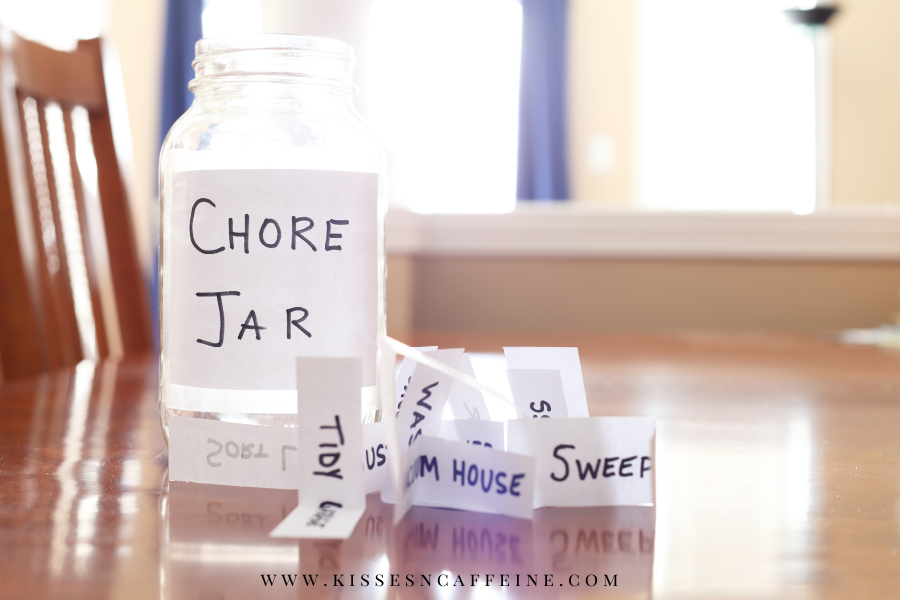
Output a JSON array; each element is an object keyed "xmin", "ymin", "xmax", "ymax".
[
  {"xmin": 195, "ymin": 34, "xmax": 354, "ymax": 61},
  {"xmin": 191, "ymin": 34, "xmax": 357, "ymax": 94}
]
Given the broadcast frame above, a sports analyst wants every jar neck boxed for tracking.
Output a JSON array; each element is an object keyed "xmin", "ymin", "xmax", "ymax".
[
  {"xmin": 189, "ymin": 35, "xmax": 357, "ymax": 113},
  {"xmin": 192, "ymin": 79, "xmax": 356, "ymax": 114}
]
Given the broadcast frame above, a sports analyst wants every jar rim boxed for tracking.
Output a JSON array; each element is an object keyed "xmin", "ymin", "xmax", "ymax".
[{"xmin": 195, "ymin": 34, "xmax": 355, "ymax": 61}]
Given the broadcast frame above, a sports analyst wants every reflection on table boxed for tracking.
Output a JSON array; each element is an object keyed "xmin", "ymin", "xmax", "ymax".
[{"xmin": 162, "ymin": 482, "xmax": 654, "ymax": 599}]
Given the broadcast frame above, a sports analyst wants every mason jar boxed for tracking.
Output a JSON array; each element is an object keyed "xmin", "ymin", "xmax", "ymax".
[{"xmin": 158, "ymin": 35, "xmax": 386, "ymax": 440}]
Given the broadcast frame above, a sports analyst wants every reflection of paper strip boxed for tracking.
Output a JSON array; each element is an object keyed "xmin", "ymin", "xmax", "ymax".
[
  {"xmin": 507, "ymin": 369, "xmax": 568, "ymax": 420},
  {"xmin": 447, "ymin": 355, "xmax": 490, "ymax": 420},
  {"xmin": 363, "ymin": 422, "xmax": 388, "ymax": 494},
  {"xmin": 396, "ymin": 436, "xmax": 535, "ymax": 521},
  {"xmin": 504, "ymin": 347, "xmax": 590, "ymax": 417},
  {"xmin": 395, "ymin": 349, "xmax": 465, "ymax": 449},
  {"xmin": 270, "ymin": 504, "xmax": 365, "ymax": 540},
  {"xmin": 507, "ymin": 417, "xmax": 656, "ymax": 508},
  {"xmin": 168, "ymin": 416, "xmax": 300, "ymax": 489},
  {"xmin": 438, "ymin": 419, "xmax": 505, "ymax": 450}
]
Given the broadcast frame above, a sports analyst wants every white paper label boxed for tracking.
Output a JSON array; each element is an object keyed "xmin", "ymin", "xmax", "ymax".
[
  {"xmin": 438, "ymin": 419, "xmax": 505, "ymax": 450},
  {"xmin": 447, "ymin": 354, "xmax": 491, "ymax": 420},
  {"xmin": 504, "ymin": 347, "xmax": 590, "ymax": 417},
  {"xmin": 395, "ymin": 349, "xmax": 465, "ymax": 449},
  {"xmin": 168, "ymin": 416, "xmax": 300, "ymax": 489},
  {"xmin": 396, "ymin": 436, "xmax": 535, "ymax": 522},
  {"xmin": 507, "ymin": 417, "xmax": 655, "ymax": 508},
  {"xmin": 168, "ymin": 169, "xmax": 378, "ymax": 395},
  {"xmin": 362, "ymin": 422, "xmax": 388, "ymax": 494},
  {"xmin": 506, "ymin": 369, "xmax": 568, "ymax": 420}
]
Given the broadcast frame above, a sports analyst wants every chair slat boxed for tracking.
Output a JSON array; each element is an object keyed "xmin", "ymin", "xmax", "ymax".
[{"xmin": 0, "ymin": 28, "xmax": 151, "ymax": 381}]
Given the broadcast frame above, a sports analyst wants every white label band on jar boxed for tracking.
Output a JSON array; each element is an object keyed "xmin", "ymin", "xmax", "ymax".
[{"xmin": 167, "ymin": 169, "xmax": 378, "ymax": 395}]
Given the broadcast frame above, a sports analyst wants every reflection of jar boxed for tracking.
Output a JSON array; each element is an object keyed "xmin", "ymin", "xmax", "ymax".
[{"xmin": 158, "ymin": 35, "xmax": 386, "ymax": 440}]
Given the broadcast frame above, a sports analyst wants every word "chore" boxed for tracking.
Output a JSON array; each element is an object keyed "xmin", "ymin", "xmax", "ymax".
[{"xmin": 189, "ymin": 198, "xmax": 350, "ymax": 254}]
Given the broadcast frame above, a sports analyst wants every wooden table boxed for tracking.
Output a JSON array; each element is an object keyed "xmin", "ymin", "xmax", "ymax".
[{"xmin": 2, "ymin": 332, "xmax": 899, "ymax": 599}]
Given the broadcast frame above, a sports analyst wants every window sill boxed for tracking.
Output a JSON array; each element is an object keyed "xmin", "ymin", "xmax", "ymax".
[{"xmin": 385, "ymin": 205, "xmax": 900, "ymax": 261}]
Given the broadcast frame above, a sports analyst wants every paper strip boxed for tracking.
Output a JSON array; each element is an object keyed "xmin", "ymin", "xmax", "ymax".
[
  {"xmin": 384, "ymin": 337, "xmax": 520, "ymax": 413},
  {"xmin": 166, "ymin": 382, "xmax": 377, "ymax": 415},
  {"xmin": 295, "ymin": 356, "xmax": 365, "ymax": 509},
  {"xmin": 504, "ymin": 347, "xmax": 590, "ymax": 418},
  {"xmin": 447, "ymin": 354, "xmax": 491, "ymax": 420},
  {"xmin": 269, "ymin": 503, "xmax": 365, "ymax": 540},
  {"xmin": 363, "ymin": 422, "xmax": 388, "ymax": 494},
  {"xmin": 507, "ymin": 417, "xmax": 655, "ymax": 508},
  {"xmin": 438, "ymin": 419, "xmax": 505, "ymax": 450},
  {"xmin": 379, "ymin": 337, "xmax": 410, "ymax": 515},
  {"xmin": 395, "ymin": 348, "xmax": 465, "ymax": 449},
  {"xmin": 397, "ymin": 436, "xmax": 535, "ymax": 521},
  {"xmin": 507, "ymin": 368, "xmax": 569, "ymax": 420},
  {"xmin": 268, "ymin": 357, "xmax": 366, "ymax": 539},
  {"xmin": 394, "ymin": 346, "xmax": 438, "ymax": 414},
  {"xmin": 168, "ymin": 416, "xmax": 300, "ymax": 489}
]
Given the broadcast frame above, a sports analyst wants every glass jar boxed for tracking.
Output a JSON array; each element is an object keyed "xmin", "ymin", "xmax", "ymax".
[{"xmin": 158, "ymin": 35, "xmax": 386, "ymax": 440}]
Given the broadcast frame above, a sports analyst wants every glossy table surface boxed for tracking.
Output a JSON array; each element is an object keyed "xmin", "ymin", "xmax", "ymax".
[{"xmin": 2, "ymin": 331, "xmax": 900, "ymax": 599}]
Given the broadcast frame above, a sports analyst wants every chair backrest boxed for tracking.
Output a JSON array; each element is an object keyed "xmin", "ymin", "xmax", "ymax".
[{"xmin": 0, "ymin": 29, "xmax": 152, "ymax": 381}]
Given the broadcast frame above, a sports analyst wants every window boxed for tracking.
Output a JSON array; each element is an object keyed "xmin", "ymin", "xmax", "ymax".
[
  {"xmin": 637, "ymin": 0, "xmax": 817, "ymax": 213},
  {"xmin": 0, "ymin": 0, "xmax": 101, "ymax": 50},
  {"xmin": 368, "ymin": 0, "xmax": 522, "ymax": 213},
  {"xmin": 202, "ymin": 0, "xmax": 262, "ymax": 38}
]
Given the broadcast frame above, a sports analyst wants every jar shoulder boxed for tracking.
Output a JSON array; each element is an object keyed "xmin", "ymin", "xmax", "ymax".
[{"xmin": 160, "ymin": 104, "xmax": 382, "ymax": 167}]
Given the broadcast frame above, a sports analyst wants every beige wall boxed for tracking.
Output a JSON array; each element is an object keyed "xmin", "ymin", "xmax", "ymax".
[
  {"xmin": 387, "ymin": 255, "xmax": 900, "ymax": 334},
  {"xmin": 105, "ymin": 0, "xmax": 166, "ymax": 272},
  {"xmin": 567, "ymin": 0, "xmax": 634, "ymax": 205},
  {"xmin": 567, "ymin": 0, "xmax": 900, "ymax": 208},
  {"xmin": 831, "ymin": 0, "xmax": 900, "ymax": 206}
]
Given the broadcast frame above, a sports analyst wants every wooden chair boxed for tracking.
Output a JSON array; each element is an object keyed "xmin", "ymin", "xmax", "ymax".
[{"xmin": 0, "ymin": 28, "xmax": 152, "ymax": 381}]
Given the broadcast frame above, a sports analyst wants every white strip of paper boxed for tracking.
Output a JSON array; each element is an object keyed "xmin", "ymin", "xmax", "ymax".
[
  {"xmin": 395, "ymin": 348, "xmax": 465, "ymax": 449},
  {"xmin": 447, "ymin": 354, "xmax": 490, "ymax": 420},
  {"xmin": 504, "ymin": 347, "xmax": 590, "ymax": 417},
  {"xmin": 379, "ymin": 336, "xmax": 410, "ymax": 514},
  {"xmin": 394, "ymin": 346, "xmax": 438, "ymax": 414},
  {"xmin": 507, "ymin": 417, "xmax": 656, "ymax": 508},
  {"xmin": 396, "ymin": 435, "xmax": 535, "ymax": 522},
  {"xmin": 363, "ymin": 422, "xmax": 388, "ymax": 494},
  {"xmin": 506, "ymin": 368, "xmax": 569, "ymax": 420},
  {"xmin": 168, "ymin": 416, "xmax": 300, "ymax": 489},
  {"xmin": 269, "ymin": 503, "xmax": 365, "ymax": 540},
  {"xmin": 270, "ymin": 357, "xmax": 366, "ymax": 539},
  {"xmin": 438, "ymin": 418, "xmax": 505, "ymax": 450}
]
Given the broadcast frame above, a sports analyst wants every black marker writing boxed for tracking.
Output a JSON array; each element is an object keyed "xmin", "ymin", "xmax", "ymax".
[
  {"xmin": 325, "ymin": 219, "xmax": 349, "ymax": 251},
  {"xmin": 315, "ymin": 415, "xmax": 345, "ymax": 479},
  {"xmin": 286, "ymin": 307, "xmax": 311, "ymax": 339},
  {"xmin": 189, "ymin": 198, "xmax": 225, "ymax": 254},
  {"xmin": 228, "ymin": 214, "xmax": 249, "ymax": 254},
  {"xmin": 550, "ymin": 444, "xmax": 574, "ymax": 481},
  {"xmin": 195, "ymin": 291, "xmax": 240, "ymax": 347},
  {"xmin": 237, "ymin": 309, "xmax": 266, "ymax": 341}
]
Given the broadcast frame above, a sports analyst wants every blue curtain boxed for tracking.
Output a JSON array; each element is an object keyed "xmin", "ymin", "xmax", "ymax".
[
  {"xmin": 160, "ymin": 0, "xmax": 204, "ymax": 146},
  {"xmin": 152, "ymin": 0, "xmax": 203, "ymax": 346},
  {"xmin": 516, "ymin": 0, "xmax": 570, "ymax": 201}
]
